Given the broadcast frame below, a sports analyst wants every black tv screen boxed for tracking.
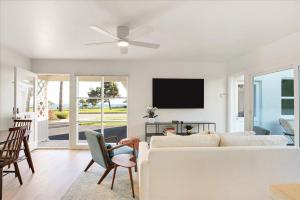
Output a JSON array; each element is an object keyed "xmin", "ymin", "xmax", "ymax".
[{"xmin": 152, "ymin": 78, "xmax": 204, "ymax": 108}]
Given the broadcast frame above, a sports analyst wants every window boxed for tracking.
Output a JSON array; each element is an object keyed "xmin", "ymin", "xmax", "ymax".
[
  {"xmin": 76, "ymin": 76, "xmax": 128, "ymax": 144},
  {"xmin": 281, "ymin": 79, "xmax": 294, "ymax": 115}
]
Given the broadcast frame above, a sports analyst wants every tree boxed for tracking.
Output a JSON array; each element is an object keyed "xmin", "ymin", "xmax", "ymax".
[
  {"xmin": 58, "ymin": 81, "xmax": 63, "ymax": 111},
  {"xmin": 87, "ymin": 82, "xmax": 119, "ymax": 110},
  {"xmin": 79, "ymin": 98, "xmax": 88, "ymax": 109}
]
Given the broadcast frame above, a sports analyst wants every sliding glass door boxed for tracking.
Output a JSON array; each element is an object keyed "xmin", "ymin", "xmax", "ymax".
[
  {"xmin": 76, "ymin": 76, "xmax": 127, "ymax": 144},
  {"xmin": 252, "ymin": 69, "xmax": 295, "ymax": 145}
]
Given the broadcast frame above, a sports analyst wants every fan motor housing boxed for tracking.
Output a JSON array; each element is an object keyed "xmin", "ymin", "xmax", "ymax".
[{"xmin": 117, "ymin": 26, "xmax": 129, "ymax": 39}]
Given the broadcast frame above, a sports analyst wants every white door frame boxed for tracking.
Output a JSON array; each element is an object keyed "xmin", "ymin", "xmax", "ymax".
[
  {"xmin": 244, "ymin": 64, "xmax": 299, "ymax": 147},
  {"xmin": 14, "ymin": 67, "xmax": 38, "ymax": 150}
]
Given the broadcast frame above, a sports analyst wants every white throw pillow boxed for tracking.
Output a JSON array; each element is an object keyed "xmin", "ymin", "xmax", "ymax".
[
  {"xmin": 150, "ymin": 134, "xmax": 220, "ymax": 148},
  {"xmin": 219, "ymin": 135, "xmax": 288, "ymax": 146}
]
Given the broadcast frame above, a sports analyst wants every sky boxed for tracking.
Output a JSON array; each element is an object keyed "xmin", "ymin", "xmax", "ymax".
[{"xmin": 47, "ymin": 81, "xmax": 127, "ymax": 105}]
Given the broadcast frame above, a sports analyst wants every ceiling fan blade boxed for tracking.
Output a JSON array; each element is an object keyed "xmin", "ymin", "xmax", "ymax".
[
  {"xmin": 120, "ymin": 46, "xmax": 128, "ymax": 54},
  {"xmin": 129, "ymin": 41, "xmax": 160, "ymax": 49},
  {"xmin": 85, "ymin": 41, "xmax": 117, "ymax": 46},
  {"xmin": 89, "ymin": 25, "xmax": 119, "ymax": 40}
]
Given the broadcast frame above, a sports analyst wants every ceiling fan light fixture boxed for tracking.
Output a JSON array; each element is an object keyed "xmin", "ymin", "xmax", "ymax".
[{"xmin": 118, "ymin": 40, "xmax": 129, "ymax": 47}]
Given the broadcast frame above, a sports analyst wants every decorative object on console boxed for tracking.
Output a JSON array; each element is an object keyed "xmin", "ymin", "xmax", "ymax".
[
  {"xmin": 163, "ymin": 127, "xmax": 176, "ymax": 136},
  {"xmin": 143, "ymin": 106, "xmax": 158, "ymax": 123},
  {"xmin": 184, "ymin": 125, "xmax": 193, "ymax": 135}
]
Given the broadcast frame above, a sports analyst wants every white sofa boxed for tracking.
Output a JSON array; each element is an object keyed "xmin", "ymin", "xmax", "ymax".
[{"xmin": 138, "ymin": 134, "xmax": 300, "ymax": 200}]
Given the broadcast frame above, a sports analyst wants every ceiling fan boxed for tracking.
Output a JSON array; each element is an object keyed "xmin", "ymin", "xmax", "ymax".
[{"xmin": 86, "ymin": 25, "xmax": 160, "ymax": 54}]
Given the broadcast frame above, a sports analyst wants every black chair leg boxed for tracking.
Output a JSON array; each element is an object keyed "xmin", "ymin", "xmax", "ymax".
[
  {"xmin": 13, "ymin": 162, "xmax": 22, "ymax": 185},
  {"xmin": 84, "ymin": 160, "xmax": 94, "ymax": 172},
  {"xmin": 97, "ymin": 167, "xmax": 112, "ymax": 184}
]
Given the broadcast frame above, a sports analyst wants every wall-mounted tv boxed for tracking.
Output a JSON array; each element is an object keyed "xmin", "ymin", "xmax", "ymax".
[{"xmin": 152, "ymin": 78, "xmax": 204, "ymax": 109}]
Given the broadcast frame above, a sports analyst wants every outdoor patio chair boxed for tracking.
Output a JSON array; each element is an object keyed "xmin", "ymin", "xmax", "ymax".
[
  {"xmin": 84, "ymin": 130, "xmax": 135, "ymax": 184},
  {"xmin": 279, "ymin": 118, "xmax": 294, "ymax": 145}
]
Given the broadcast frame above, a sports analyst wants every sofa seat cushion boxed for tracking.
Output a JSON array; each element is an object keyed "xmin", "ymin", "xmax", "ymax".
[
  {"xmin": 150, "ymin": 134, "xmax": 220, "ymax": 148},
  {"xmin": 220, "ymin": 135, "xmax": 288, "ymax": 146}
]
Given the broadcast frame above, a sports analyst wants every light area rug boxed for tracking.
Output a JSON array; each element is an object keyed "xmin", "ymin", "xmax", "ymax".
[{"xmin": 61, "ymin": 166, "xmax": 139, "ymax": 200}]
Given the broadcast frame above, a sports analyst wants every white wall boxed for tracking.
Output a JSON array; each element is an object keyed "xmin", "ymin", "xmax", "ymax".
[
  {"xmin": 0, "ymin": 45, "xmax": 31, "ymax": 130},
  {"xmin": 31, "ymin": 60, "xmax": 227, "ymax": 139},
  {"xmin": 228, "ymin": 31, "xmax": 300, "ymax": 74}
]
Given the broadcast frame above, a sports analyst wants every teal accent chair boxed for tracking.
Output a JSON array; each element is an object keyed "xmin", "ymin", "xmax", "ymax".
[{"xmin": 84, "ymin": 130, "xmax": 134, "ymax": 184}]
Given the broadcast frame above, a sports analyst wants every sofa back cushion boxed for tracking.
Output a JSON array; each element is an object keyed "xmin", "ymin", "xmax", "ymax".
[
  {"xmin": 150, "ymin": 134, "xmax": 220, "ymax": 148},
  {"xmin": 220, "ymin": 135, "xmax": 288, "ymax": 146}
]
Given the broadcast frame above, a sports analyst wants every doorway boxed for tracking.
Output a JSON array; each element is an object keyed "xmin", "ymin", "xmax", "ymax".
[
  {"xmin": 229, "ymin": 74, "xmax": 245, "ymax": 132},
  {"xmin": 37, "ymin": 74, "xmax": 70, "ymax": 148}
]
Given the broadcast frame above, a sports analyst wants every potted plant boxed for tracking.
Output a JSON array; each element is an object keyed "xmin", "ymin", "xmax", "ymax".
[
  {"xmin": 184, "ymin": 125, "xmax": 193, "ymax": 135},
  {"xmin": 143, "ymin": 107, "xmax": 158, "ymax": 123}
]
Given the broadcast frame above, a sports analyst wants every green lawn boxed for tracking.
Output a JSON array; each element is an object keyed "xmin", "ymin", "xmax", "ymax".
[
  {"xmin": 52, "ymin": 108, "xmax": 127, "ymax": 114},
  {"xmin": 79, "ymin": 121, "xmax": 127, "ymax": 127},
  {"xmin": 80, "ymin": 107, "xmax": 127, "ymax": 113},
  {"xmin": 51, "ymin": 108, "xmax": 127, "ymax": 122}
]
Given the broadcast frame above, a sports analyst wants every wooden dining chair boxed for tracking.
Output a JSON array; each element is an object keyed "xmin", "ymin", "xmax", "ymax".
[
  {"xmin": 0, "ymin": 126, "xmax": 26, "ymax": 200},
  {"xmin": 13, "ymin": 119, "xmax": 35, "ymax": 173}
]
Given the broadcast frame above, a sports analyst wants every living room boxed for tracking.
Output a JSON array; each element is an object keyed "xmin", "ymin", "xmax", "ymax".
[{"xmin": 0, "ymin": 1, "xmax": 300, "ymax": 200}]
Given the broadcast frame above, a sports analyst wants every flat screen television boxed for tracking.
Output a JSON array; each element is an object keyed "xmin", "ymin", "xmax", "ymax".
[{"xmin": 152, "ymin": 78, "xmax": 204, "ymax": 108}]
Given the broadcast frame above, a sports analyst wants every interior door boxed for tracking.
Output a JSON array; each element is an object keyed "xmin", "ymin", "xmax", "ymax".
[
  {"xmin": 14, "ymin": 67, "xmax": 38, "ymax": 150},
  {"xmin": 234, "ymin": 81, "xmax": 245, "ymax": 131}
]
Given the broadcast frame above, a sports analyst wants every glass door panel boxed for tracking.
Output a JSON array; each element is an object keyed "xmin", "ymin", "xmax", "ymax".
[
  {"xmin": 76, "ymin": 76, "xmax": 128, "ymax": 145},
  {"xmin": 76, "ymin": 76, "xmax": 102, "ymax": 144},
  {"xmin": 103, "ymin": 76, "xmax": 127, "ymax": 140},
  {"xmin": 252, "ymin": 69, "xmax": 295, "ymax": 145}
]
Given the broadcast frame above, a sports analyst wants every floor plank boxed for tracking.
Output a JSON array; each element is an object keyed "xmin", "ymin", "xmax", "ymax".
[{"xmin": 2, "ymin": 149, "xmax": 91, "ymax": 200}]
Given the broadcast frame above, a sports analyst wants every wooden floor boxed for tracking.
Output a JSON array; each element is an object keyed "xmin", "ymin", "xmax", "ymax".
[{"xmin": 3, "ymin": 149, "xmax": 91, "ymax": 200}]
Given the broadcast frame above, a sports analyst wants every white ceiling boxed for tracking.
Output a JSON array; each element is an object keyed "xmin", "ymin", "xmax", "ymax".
[{"xmin": 1, "ymin": 1, "xmax": 300, "ymax": 61}]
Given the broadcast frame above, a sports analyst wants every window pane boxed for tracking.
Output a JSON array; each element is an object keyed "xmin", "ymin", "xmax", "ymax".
[
  {"xmin": 104, "ymin": 76, "xmax": 127, "ymax": 98},
  {"xmin": 78, "ymin": 122, "xmax": 101, "ymax": 143},
  {"xmin": 77, "ymin": 98, "xmax": 101, "ymax": 121},
  {"xmin": 103, "ymin": 121, "xmax": 127, "ymax": 140},
  {"xmin": 281, "ymin": 79, "xmax": 294, "ymax": 97},
  {"xmin": 281, "ymin": 99, "xmax": 294, "ymax": 115},
  {"xmin": 78, "ymin": 76, "xmax": 102, "ymax": 98}
]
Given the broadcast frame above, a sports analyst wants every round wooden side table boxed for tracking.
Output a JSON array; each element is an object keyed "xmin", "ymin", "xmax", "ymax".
[{"xmin": 111, "ymin": 154, "xmax": 136, "ymax": 198}]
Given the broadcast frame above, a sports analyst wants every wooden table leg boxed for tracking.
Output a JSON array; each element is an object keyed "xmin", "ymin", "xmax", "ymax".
[
  {"xmin": 128, "ymin": 167, "xmax": 135, "ymax": 198},
  {"xmin": 23, "ymin": 138, "xmax": 35, "ymax": 173},
  {"xmin": 111, "ymin": 165, "xmax": 118, "ymax": 190}
]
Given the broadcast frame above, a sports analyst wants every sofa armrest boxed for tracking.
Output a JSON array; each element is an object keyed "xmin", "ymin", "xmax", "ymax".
[
  {"xmin": 138, "ymin": 142, "xmax": 149, "ymax": 166},
  {"xmin": 138, "ymin": 142, "xmax": 150, "ymax": 200}
]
